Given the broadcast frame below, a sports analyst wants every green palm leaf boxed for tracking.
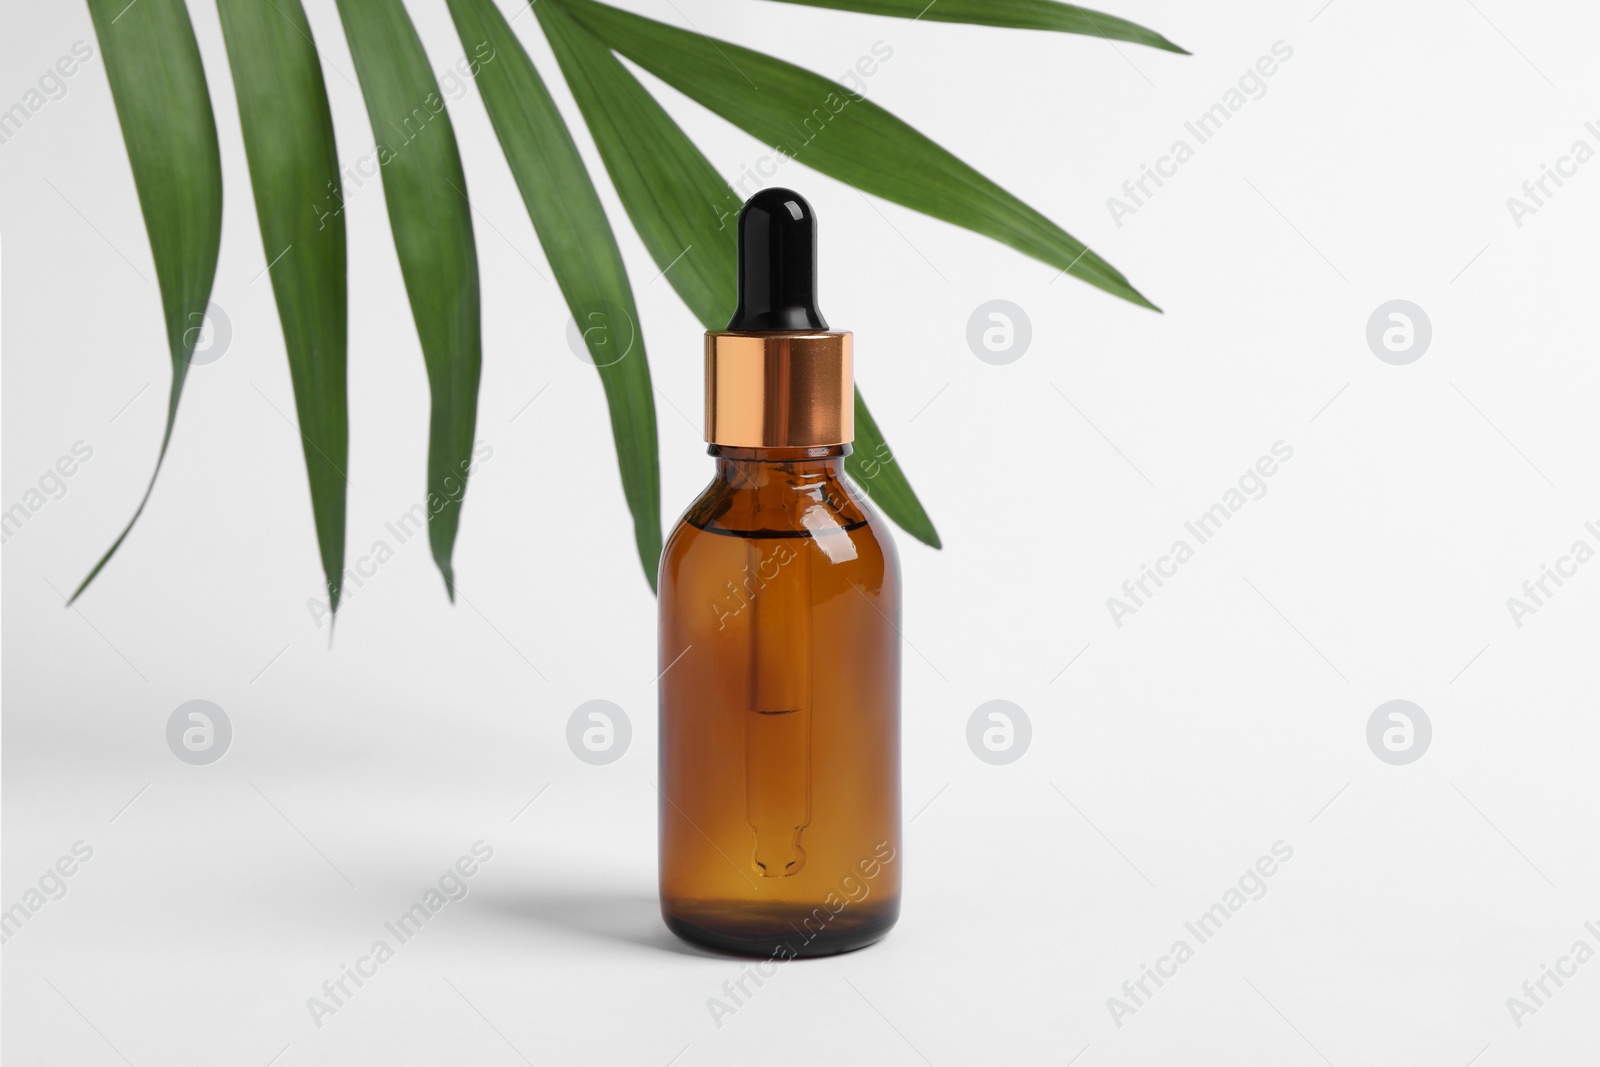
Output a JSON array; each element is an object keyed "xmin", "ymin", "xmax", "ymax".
[
  {"xmin": 760, "ymin": 0, "xmax": 1188, "ymax": 53},
  {"xmin": 536, "ymin": 0, "xmax": 939, "ymax": 547},
  {"xmin": 217, "ymin": 0, "xmax": 349, "ymax": 614},
  {"xmin": 73, "ymin": 0, "xmax": 223, "ymax": 603},
  {"xmin": 537, "ymin": 0, "xmax": 735, "ymax": 329},
  {"xmin": 334, "ymin": 0, "xmax": 482, "ymax": 600},
  {"xmin": 554, "ymin": 0, "xmax": 1157, "ymax": 310},
  {"xmin": 446, "ymin": 0, "xmax": 662, "ymax": 588},
  {"xmin": 848, "ymin": 391, "xmax": 940, "ymax": 547}
]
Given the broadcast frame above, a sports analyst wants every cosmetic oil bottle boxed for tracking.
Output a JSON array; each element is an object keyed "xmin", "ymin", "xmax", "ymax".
[{"xmin": 657, "ymin": 189, "xmax": 901, "ymax": 957}]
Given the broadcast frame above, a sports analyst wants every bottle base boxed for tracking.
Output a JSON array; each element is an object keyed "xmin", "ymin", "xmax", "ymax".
[{"xmin": 661, "ymin": 898, "xmax": 898, "ymax": 958}]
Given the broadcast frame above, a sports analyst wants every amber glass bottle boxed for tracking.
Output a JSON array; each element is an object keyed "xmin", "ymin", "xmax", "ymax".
[{"xmin": 657, "ymin": 190, "xmax": 901, "ymax": 957}]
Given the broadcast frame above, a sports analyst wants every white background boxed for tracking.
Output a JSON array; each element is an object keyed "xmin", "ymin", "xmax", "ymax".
[{"xmin": 4, "ymin": 0, "xmax": 1598, "ymax": 1063}]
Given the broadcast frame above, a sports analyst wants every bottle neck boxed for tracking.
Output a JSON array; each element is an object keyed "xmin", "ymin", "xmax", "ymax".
[
  {"xmin": 688, "ymin": 444, "xmax": 865, "ymax": 536},
  {"xmin": 710, "ymin": 443, "xmax": 851, "ymax": 481}
]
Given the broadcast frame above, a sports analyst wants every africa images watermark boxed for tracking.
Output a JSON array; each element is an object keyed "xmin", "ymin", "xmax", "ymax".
[
  {"xmin": 1503, "ymin": 919, "xmax": 1600, "ymax": 1030},
  {"xmin": 1, "ymin": 841, "xmax": 95, "ymax": 946},
  {"xmin": 850, "ymin": 439, "xmax": 899, "ymax": 484},
  {"xmin": 305, "ymin": 441, "xmax": 493, "ymax": 627},
  {"xmin": 1107, "ymin": 41, "xmax": 1294, "ymax": 228},
  {"xmin": 1106, "ymin": 840, "xmax": 1295, "ymax": 1029},
  {"xmin": 2, "ymin": 440, "xmax": 94, "ymax": 547},
  {"xmin": 715, "ymin": 40, "xmax": 894, "ymax": 228},
  {"xmin": 704, "ymin": 840, "xmax": 898, "ymax": 1029},
  {"xmin": 1504, "ymin": 516, "xmax": 1599, "ymax": 629},
  {"xmin": 313, "ymin": 41, "xmax": 497, "ymax": 230},
  {"xmin": 1106, "ymin": 441, "xmax": 1295, "ymax": 628},
  {"xmin": 305, "ymin": 840, "xmax": 494, "ymax": 1028},
  {"xmin": 709, "ymin": 540, "xmax": 799, "ymax": 631},
  {"xmin": 0, "ymin": 39, "xmax": 95, "ymax": 147},
  {"xmin": 1505, "ymin": 119, "xmax": 1600, "ymax": 229}
]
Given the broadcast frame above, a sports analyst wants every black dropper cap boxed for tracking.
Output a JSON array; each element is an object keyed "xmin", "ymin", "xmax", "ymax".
[{"xmin": 726, "ymin": 188, "xmax": 828, "ymax": 332}]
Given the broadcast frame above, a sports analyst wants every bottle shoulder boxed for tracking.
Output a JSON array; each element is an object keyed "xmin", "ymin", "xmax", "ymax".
[
  {"xmin": 673, "ymin": 465, "xmax": 875, "ymax": 539},
  {"xmin": 661, "ymin": 468, "xmax": 899, "ymax": 591}
]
